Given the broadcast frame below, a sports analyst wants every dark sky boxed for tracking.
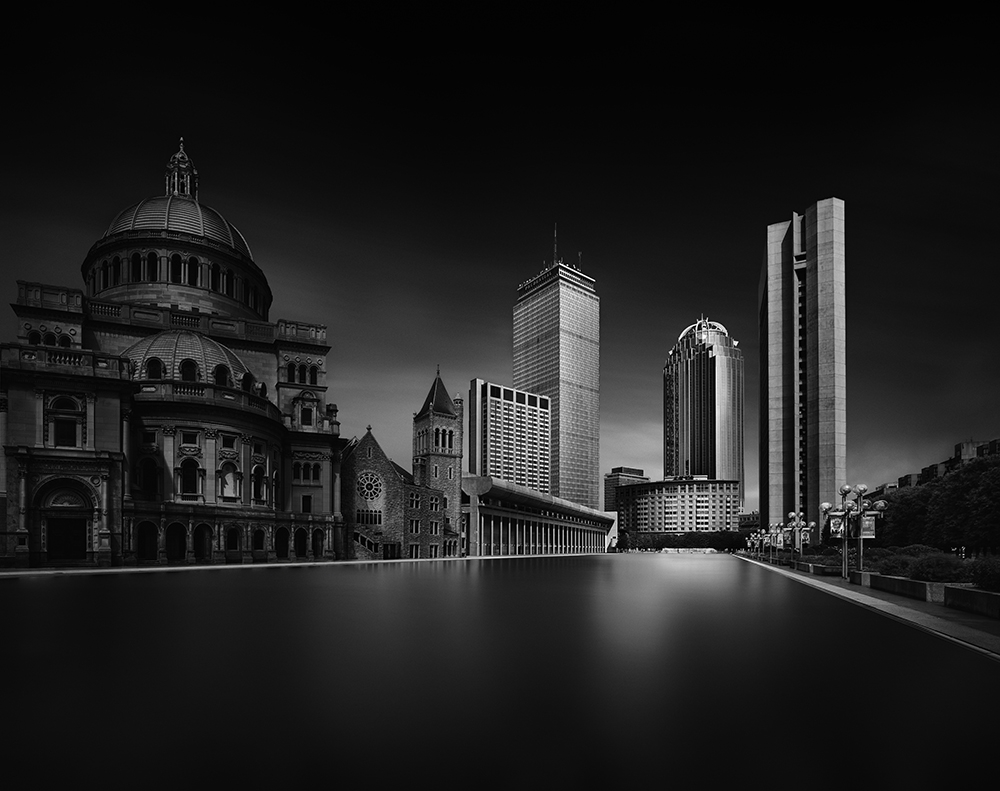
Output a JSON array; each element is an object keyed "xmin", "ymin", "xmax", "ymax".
[{"xmin": 4, "ymin": 59, "xmax": 996, "ymax": 511}]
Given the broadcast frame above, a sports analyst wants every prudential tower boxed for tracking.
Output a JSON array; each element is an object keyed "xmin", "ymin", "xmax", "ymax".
[{"xmin": 513, "ymin": 234, "xmax": 600, "ymax": 510}]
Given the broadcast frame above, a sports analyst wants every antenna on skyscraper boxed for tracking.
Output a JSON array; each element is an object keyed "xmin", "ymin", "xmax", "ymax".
[{"xmin": 553, "ymin": 223, "xmax": 558, "ymax": 264}]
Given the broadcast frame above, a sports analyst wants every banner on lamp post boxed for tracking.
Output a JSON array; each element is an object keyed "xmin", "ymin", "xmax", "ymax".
[
  {"xmin": 861, "ymin": 515, "xmax": 876, "ymax": 539},
  {"xmin": 829, "ymin": 517, "xmax": 844, "ymax": 539}
]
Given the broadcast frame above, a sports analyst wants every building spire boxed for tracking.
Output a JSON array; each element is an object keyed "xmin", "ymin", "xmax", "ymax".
[{"xmin": 553, "ymin": 223, "xmax": 558, "ymax": 264}]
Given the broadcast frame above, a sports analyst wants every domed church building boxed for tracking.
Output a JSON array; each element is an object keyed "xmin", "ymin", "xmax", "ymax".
[{"xmin": 0, "ymin": 142, "xmax": 346, "ymax": 567}]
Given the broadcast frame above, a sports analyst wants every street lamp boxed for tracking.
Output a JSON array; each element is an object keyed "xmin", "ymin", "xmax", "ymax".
[
  {"xmin": 785, "ymin": 511, "xmax": 816, "ymax": 566},
  {"xmin": 822, "ymin": 485, "xmax": 889, "ymax": 578}
]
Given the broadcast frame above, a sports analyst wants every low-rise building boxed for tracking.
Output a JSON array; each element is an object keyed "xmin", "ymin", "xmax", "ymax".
[{"xmin": 616, "ymin": 476, "xmax": 740, "ymax": 533}]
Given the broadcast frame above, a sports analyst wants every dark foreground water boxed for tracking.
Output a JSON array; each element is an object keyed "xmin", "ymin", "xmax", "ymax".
[{"xmin": 5, "ymin": 554, "xmax": 999, "ymax": 786}]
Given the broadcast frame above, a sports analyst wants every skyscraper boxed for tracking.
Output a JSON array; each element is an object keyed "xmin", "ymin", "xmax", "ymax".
[
  {"xmin": 759, "ymin": 197, "xmax": 846, "ymax": 540},
  {"xmin": 663, "ymin": 318, "xmax": 744, "ymax": 503},
  {"xmin": 468, "ymin": 379, "xmax": 551, "ymax": 494},
  {"xmin": 513, "ymin": 240, "xmax": 600, "ymax": 509}
]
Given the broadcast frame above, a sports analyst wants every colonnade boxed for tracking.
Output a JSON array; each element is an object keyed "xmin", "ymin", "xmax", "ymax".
[{"xmin": 475, "ymin": 512, "xmax": 607, "ymax": 556}]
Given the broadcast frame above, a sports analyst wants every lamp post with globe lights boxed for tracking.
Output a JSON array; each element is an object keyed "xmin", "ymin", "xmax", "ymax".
[
  {"xmin": 822, "ymin": 485, "xmax": 889, "ymax": 578},
  {"xmin": 785, "ymin": 511, "xmax": 816, "ymax": 566}
]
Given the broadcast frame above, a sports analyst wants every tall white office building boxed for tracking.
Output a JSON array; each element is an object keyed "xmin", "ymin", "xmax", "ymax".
[{"xmin": 468, "ymin": 379, "xmax": 551, "ymax": 494}]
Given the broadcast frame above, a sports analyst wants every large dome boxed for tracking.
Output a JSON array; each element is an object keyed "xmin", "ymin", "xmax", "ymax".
[
  {"xmin": 123, "ymin": 330, "xmax": 250, "ymax": 383},
  {"xmin": 103, "ymin": 195, "xmax": 253, "ymax": 260}
]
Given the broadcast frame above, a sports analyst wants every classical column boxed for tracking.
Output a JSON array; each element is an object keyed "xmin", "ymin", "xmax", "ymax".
[
  {"xmin": 121, "ymin": 408, "xmax": 133, "ymax": 500},
  {"xmin": 161, "ymin": 426, "xmax": 176, "ymax": 500},
  {"xmin": 0, "ymin": 395, "xmax": 7, "ymax": 498},
  {"xmin": 85, "ymin": 393, "xmax": 96, "ymax": 451},
  {"xmin": 205, "ymin": 429, "xmax": 218, "ymax": 503},
  {"xmin": 35, "ymin": 391, "xmax": 45, "ymax": 447}
]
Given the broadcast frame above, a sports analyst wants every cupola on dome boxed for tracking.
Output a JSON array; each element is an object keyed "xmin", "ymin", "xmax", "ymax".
[{"xmin": 100, "ymin": 139, "xmax": 253, "ymax": 260}]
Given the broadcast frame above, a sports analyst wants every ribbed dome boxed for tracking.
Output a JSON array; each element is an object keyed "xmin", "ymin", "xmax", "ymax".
[
  {"xmin": 103, "ymin": 195, "xmax": 253, "ymax": 259},
  {"xmin": 123, "ymin": 330, "xmax": 250, "ymax": 383}
]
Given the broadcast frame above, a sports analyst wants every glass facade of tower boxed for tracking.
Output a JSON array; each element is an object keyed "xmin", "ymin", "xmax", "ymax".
[
  {"xmin": 513, "ymin": 262, "xmax": 600, "ymax": 509},
  {"xmin": 663, "ymin": 319, "xmax": 744, "ymax": 505}
]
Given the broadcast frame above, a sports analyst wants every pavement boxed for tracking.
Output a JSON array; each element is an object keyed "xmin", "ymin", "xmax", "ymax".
[{"xmin": 737, "ymin": 554, "xmax": 1000, "ymax": 662}]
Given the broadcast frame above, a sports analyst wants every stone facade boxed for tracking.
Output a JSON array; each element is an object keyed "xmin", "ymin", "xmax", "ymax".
[
  {"xmin": 343, "ymin": 374, "xmax": 464, "ymax": 561},
  {"xmin": 0, "ymin": 142, "xmax": 344, "ymax": 568}
]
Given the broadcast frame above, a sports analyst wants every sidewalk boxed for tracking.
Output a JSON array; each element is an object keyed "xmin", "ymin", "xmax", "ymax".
[{"xmin": 737, "ymin": 554, "xmax": 1000, "ymax": 661}]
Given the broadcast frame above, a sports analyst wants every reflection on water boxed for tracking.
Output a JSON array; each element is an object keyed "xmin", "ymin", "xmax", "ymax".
[{"xmin": 5, "ymin": 554, "xmax": 999, "ymax": 785}]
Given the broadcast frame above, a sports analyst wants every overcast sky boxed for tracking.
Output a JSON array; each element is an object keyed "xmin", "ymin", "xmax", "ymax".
[{"xmin": 4, "ymin": 59, "xmax": 996, "ymax": 512}]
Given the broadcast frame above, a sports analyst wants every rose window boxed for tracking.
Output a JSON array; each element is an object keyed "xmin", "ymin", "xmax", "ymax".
[{"xmin": 357, "ymin": 472, "xmax": 383, "ymax": 501}]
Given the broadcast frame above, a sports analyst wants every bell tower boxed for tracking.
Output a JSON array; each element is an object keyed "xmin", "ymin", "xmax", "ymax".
[{"xmin": 413, "ymin": 369, "xmax": 464, "ymax": 535}]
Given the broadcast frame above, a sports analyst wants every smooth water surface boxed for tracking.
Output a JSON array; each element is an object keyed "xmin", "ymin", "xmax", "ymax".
[{"xmin": 6, "ymin": 554, "xmax": 998, "ymax": 785}]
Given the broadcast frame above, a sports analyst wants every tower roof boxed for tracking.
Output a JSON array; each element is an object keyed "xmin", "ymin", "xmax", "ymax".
[{"xmin": 416, "ymin": 371, "xmax": 456, "ymax": 419}]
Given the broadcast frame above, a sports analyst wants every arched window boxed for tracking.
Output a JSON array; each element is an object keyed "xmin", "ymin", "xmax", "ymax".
[
  {"xmin": 224, "ymin": 270, "xmax": 234, "ymax": 298},
  {"xmin": 241, "ymin": 372, "xmax": 255, "ymax": 392},
  {"xmin": 214, "ymin": 365, "xmax": 231, "ymax": 387},
  {"xmin": 50, "ymin": 396, "xmax": 81, "ymax": 447},
  {"xmin": 139, "ymin": 457, "xmax": 159, "ymax": 499},
  {"xmin": 226, "ymin": 527, "xmax": 240, "ymax": 551},
  {"xmin": 312, "ymin": 463, "xmax": 321, "ymax": 481},
  {"xmin": 58, "ymin": 335, "xmax": 71, "ymax": 348},
  {"xmin": 219, "ymin": 462, "xmax": 239, "ymax": 498},
  {"xmin": 171, "ymin": 254, "xmax": 183, "ymax": 284},
  {"xmin": 251, "ymin": 466, "xmax": 265, "ymax": 501},
  {"xmin": 43, "ymin": 333, "xmax": 57, "ymax": 346},
  {"xmin": 211, "ymin": 263, "xmax": 221, "ymax": 292},
  {"xmin": 187, "ymin": 257, "xmax": 200, "ymax": 287},
  {"xmin": 301, "ymin": 463, "xmax": 311, "ymax": 481},
  {"xmin": 292, "ymin": 462, "xmax": 301, "ymax": 481},
  {"xmin": 253, "ymin": 530, "xmax": 265, "ymax": 551},
  {"xmin": 146, "ymin": 358, "xmax": 163, "ymax": 379},
  {"xmin": 287, "ymin": 362, "xmax": 296, "ymax": 383},
  {"xmin": 301, "ymin": 408, "xmax": 312, "ymax": 427},
  {"xmin": 434, "ymin": 428, "xmax": 440, "ymax": 447},
  {"xmin": 146, "ymin": 251, "xmax": 158, "ymax": 281},
  {"xmin": 27, "ymin": 331, "xmax": 40, "ymax": 345},
  {"xmin": 131, "ymin": 253, "xmax": 142, "ymax": 282},
  {"xmin": 298, "ymin": 364, "xmax": 307, "ymax": 384},
  {"xmin": 112, "ymin": 256, "xmax": 121, "ymax": 285},
  {"xmin": 448, "ymin": 430, "xmax": 453, "ymax": 450},
  {"xmin": 180, "ymin": 458, "xmax": 199, "ymax": 495},
  {"xmin": 309, "ymin": 366, "xmax": 318, "ymax": 385},
  {"xmin": 101, "ymin": 261, "xmax": 109, "ymax": 290},
  {"xmin": 179, "ymin": 359, "xmax": 198, "ymax": 382}
]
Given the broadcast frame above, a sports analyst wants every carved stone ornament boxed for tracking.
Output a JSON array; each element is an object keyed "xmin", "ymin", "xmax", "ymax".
[
  {"xmin": 251, "ymin": 454, "xmax": 266, "ymax": 466},
  {"xmin": 179, "ymin": 446, "xmax": 203, "ymax": 458},
  {"xmin": 161, "ymin": 426, "xmax": 177, "ymax": 436},
  {"xmin": 218, "ymin": 449, "xmax": 239, "ymax": 461}
]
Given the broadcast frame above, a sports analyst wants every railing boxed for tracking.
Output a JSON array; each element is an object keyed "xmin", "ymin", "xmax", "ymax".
[
  {"xmin": 132, "ymin": 379, "xmax": 283, "ymax": 421},
  {"xmin": 1, "ymin": 344, "xmax": 127, "ymax": 377}
]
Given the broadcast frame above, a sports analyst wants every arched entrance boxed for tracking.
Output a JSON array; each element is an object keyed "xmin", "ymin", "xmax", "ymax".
[
  {"xmin": 312, "ymin": 529, "xmax": 325, "ymax": 560},
  {"xmin": 275, "ymin": 527, "xmax": 289, "ymax": 560},
  {"xmin": 136, "ymin": 521, "xmax": 158, "ymax": 563},
  {"xmin": 294, "ymin": 528, "xmax": 307, "ymax": 559},
  {"xmin": 252, "ymin": 528, "xmax": 267, "ymax": 563},
  {"xmin": 225, "ymin": 526, "xmax": 242, "ymax": 563},
  {"xmin": 31, "ymin": 479, "xmax": 96, "ymax": 567},
  {"xmin": 194, "ymin": 524, "xmax": 213, "ymax": 562},
  {"xmin": 165, "ymin": 523, "xmax": 187, "ymax": 563}
]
